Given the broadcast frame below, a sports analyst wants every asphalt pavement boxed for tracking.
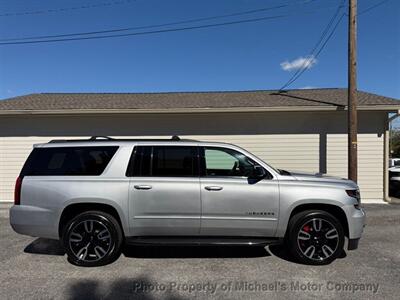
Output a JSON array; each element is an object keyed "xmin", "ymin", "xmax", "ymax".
[{"xmin": 0, "ymin": 203, "xmax": 399, "ymax": 300}]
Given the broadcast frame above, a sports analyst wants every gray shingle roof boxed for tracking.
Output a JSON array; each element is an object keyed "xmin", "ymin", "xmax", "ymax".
[{"xmin": 0, "ymin": 89, "xmax": 398, "ymax": 112}]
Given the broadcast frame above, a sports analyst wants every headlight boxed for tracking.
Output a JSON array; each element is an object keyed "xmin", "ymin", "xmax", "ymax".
[{"xmin": 346, "ymin": 189, "xmax": 361, "ymax": 205}]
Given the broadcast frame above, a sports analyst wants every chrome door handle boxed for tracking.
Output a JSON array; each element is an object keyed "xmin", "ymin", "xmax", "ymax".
[
  {"xmin": 204, "ymin": 186, "xmax": 223, "ymax": 191},
  {"xmin": 134, "ymin": 185, "xmax": 152, "ymax": 190}
]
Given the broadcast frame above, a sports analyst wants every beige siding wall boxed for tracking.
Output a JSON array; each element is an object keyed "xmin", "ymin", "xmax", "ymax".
[
  {"xmin": 0, "ymin": 134, "xmax": 320, "ymax": 201},
  {"xmin": 327, "ymin": 134, "xmax": 384, "ymax": 199},
  {"xmin": 185, "ymin": 135, "xmax": 320, "ymax": 172},
  {"xmin": 0, "ymin": 111, "xmax": 387, "ymax": 201},
  {"xmin": 0, "ymin": 137, "xmax": 59, "ymax": 201}
]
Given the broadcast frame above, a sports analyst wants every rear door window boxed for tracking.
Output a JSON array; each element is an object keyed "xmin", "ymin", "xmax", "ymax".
[
  {"xmin": 21, "ymin": 146, "xmax": 118, "ymax": 176},
  {"xmin": 128, "ymin": 146, "xmax": 198, "ymax": 177}
]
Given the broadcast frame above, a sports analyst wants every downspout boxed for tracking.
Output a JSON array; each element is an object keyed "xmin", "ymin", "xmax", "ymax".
[{"xmin": 384, "ymin": 111, "xmax": 400, "ymax": 203}]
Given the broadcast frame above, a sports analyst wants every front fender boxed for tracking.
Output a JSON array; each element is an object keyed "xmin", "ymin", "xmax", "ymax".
[
  {"xmin": 275, "ymin": 182, "xmax": 357, "ymax": 238},
  {"xmin": 276, "ymin": 198, "xmax": 346, "ymax": 237}
]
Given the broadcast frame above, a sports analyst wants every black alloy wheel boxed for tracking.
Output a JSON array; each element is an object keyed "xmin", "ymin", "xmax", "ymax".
[
  {"xmin": 287, "ymin": 210, "xmax": 345, "ymax": 265},
  {"xmin": 62, "ymin": 211, "xmax": 123, "ymax": 267}
]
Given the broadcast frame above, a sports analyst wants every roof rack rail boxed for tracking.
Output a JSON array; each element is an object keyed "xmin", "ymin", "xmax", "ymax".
[
  {"xmin": 171, "ymin": 135, "xmax": 180, "ymax": 141},
  {"xmin": 89, "ymin": 136, "xmax": 114, "ymax": 141},
  {"xmin": 48, "ymin": 135, "xmax": 195, "ymax": 143},
  {"xmin": 49, "ymin": 136, "xmax": 114, "ymax": 143}
]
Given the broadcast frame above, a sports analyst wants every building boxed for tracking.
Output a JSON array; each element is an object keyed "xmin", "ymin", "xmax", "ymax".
[{"xmin": 0, "ymin": 88, "xmax": 399, "ymax": 202}]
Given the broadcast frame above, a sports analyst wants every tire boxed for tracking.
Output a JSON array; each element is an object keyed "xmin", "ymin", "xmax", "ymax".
[
  {"xmin": 62, "ymin": 210, "xmax": 123, "ymax": 267},
  {"xmin": 286, "ymin": 210, "xmax": 344, "ymax": 265}
]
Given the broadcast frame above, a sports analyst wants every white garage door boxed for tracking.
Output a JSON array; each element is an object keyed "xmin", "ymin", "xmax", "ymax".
[{"xmin": 0, "ymin": 134, "xmax": 383, "ymax": 202}]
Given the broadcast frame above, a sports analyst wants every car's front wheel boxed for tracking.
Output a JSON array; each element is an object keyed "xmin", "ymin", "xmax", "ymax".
[
  {"xmin": 62, "ymin": 211, "xmax": 123, "ymax": 267},
  {"xmin": 287, "ymin": 210, "xmax": 345, "ymax": 265}
]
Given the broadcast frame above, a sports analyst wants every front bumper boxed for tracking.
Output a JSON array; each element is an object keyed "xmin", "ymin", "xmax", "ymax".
[
  {"xmin": 348, "ymin": 238, "xmax": 360, "ymax": 250},
  {"xmin": 341, "ymin": 204, "xmax": 366, "ymax": 248},
  {"xmin": 10, "ymin": 205, "xmax": 59, "ymax": 239}
]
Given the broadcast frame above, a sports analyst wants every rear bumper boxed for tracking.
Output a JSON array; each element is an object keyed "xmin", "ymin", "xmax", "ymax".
[{"xmin": 10, "ymin": 205, "xmax": 59, "ymax": 239}]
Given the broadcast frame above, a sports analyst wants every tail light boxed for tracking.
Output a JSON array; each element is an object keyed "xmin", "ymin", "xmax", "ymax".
[{"xmin": 14, "ymin": 176, "xmax": 23, "ymax": 205}]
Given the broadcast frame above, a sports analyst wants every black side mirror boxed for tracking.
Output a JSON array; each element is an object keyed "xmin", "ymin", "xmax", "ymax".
[{"xmin": 253, "ymin": 165, "xmax": 267, "ymax": 179}]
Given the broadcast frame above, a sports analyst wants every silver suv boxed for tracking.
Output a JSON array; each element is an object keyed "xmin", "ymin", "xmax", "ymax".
[{"xmin": 10, "ymin": 136, "xmax": 365, "ymax": 266}]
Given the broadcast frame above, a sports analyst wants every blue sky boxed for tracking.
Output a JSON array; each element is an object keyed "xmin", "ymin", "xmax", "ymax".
[{"xmin": 0, "ymin": 0, "xmax": 399, "ymax": 102}]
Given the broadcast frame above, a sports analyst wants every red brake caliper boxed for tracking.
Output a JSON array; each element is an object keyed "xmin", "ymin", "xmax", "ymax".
[{"xmin": 300, "ymin": 225, "xmax": 311, "ymax": 247}]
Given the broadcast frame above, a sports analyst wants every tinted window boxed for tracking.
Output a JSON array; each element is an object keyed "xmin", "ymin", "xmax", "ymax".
[
  {"xmin": 129, "ymin": 146, "xmax": 152, "ymax": 177},
  {"xmin": 21, "ymin": 146, "xmax": 118, "ymax": 176},
  {"xmin": 203, "ymin": 147, "xmax": 259, "ymax": 177},
  {"xmin": 129, "ymin": 146, "xmax": 198, "ymax": 177}
]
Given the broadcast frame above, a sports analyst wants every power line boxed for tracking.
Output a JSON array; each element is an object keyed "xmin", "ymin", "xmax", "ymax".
[
  {"xmin": 343, "ymin": 0, "xmax": 391, "ymax": 16},
  {"xmin": 280, "ymin": 14, "xmax": 345, "ymax": 91},
  {"xmin": 0, "ymin": 1, "xmax": 340, "ymax": 46},
  {"xmin": 0, "ymin": 0, "xmax": 387, "ymax": 46},
  {"xmin": 278, "ymin": 0, "xmax": 345, "ymax": 91},
  {"xmin": 358, "ymin": 0, "xmax": 390, "ymax": 15},
  {"xmin": 278, "ymin": 0, "xmax": 392, "ymax": 90},
  {"xmin": 0, "ymin": 14, "xmax": 288, "ymax": 46},
  {"xmin": 0, "ymin": 3, "xmax": 292, "ymax": 42},
  {"xmin": 0, "ymin": 0, "xmax": 320, "ymax": 42},
  {"xmin": 0, "ymin": 0, "xmax": 138, "ymax": 17}
]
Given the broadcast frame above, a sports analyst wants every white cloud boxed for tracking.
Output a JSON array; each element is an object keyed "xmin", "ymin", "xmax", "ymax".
[
  {"xmin": 280, "ymin": 56, "xmax": 317, "ymax": 72},
  {"xmin": 300, "ymin": 86, "xmax": 316, "ymax": 89}
]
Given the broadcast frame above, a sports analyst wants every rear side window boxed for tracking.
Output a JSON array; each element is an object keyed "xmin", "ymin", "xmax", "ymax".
[
  {"xmin": 21, "ymin": 146, "xmax": 118, "ymax": 176},
  {"xmin": 128, "ymin": 146, "xmax": 198, "ymax": 177}
]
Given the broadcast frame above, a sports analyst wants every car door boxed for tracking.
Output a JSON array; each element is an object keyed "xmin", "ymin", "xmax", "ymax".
[
  {"xmin": 128, "ymin": 145, "xmax": 201, "ymax": 236},
  {"xmin": 200, "ymin": 146, "xmax": 279, "ymax": 237}
]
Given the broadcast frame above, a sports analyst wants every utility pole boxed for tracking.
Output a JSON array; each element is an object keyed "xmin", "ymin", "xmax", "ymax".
[{"xmin": 348, "ymin": 0, "xmax": 358, "ymax": 182}]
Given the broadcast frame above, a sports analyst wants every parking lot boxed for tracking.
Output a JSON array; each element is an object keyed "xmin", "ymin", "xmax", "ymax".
[{"xmin": 1, "ymin": 203, "xmax": 399, "ymax": 300}]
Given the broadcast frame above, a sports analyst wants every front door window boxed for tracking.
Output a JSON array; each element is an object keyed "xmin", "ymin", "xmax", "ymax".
[{"xmin": 204, "ymin": 147, "xmax": 259, "ymax": 178}]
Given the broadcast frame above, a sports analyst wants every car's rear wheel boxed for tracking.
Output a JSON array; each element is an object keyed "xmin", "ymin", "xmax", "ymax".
[
  {"xmin": 62, "ymin": 211, "xmax": 123, "ymax": 267},
  {"xmin": 287, "ymin": 210, "xmax": 344, "ymax": 265}
]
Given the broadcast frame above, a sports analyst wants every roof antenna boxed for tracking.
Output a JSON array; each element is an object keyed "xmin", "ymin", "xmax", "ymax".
[{"xmin": 171, "ymin": 135, "xmax": 180, "ymax": 141}]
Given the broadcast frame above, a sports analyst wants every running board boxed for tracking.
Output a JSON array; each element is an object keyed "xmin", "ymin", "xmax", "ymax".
[{"xmin": 125, "ymin": 236, "xmax": 283, "ymax": 247}]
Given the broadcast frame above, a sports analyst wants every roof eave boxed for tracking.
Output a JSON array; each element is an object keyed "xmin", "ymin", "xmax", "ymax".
[{"xmin": 0, "ymin": 105, "xmax": 399, "ymax": 115}]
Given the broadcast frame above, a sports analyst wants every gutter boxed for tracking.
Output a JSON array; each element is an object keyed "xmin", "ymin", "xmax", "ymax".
[{"xmin": 0, "ymin": 105, "xmax": 400, "ymax": 115}]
